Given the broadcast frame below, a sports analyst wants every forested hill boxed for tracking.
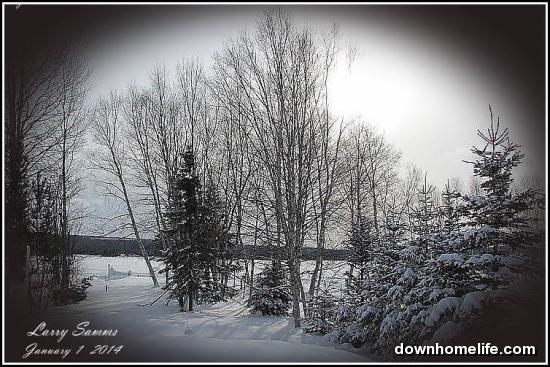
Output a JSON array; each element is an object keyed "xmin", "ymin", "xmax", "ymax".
[{"xmin": 72, "ymin": 235, "xmax": 351, "ymax": 261}]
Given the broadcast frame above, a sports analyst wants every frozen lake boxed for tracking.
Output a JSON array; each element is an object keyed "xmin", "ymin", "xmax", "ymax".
[{"xmin": 77, "ymin": 255, "xmax": 350, "ymax": 295}]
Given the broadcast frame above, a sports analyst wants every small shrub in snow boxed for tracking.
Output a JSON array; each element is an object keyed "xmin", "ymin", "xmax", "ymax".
[
  {"xmin": 249, "ymin": 261, "xmax": 291, "ymax": 316},
  {"xmin": 52, "ymin": 276, "xmax": 93, "ymax": 306},
  {"xmin": 304, "ymin": 289, "xmax": 338, "ymax": 334}
]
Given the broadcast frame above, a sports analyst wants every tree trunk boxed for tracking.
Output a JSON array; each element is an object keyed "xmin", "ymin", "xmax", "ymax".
[
  {"xmin": 117, "ymin": 160, "xmax": 159, "ymax": 288},
  {"xmin": 316, "ymin": 260, "xmax": 323, "ymax": 294},
  {"xmin": 309, "ymin": 216, "xmax": 326, "ymax": 298},
  {"xmin": 138, "ymin": 241, "xmax": 158, "ymax": 287},
  {"xmin": 289, "ymin": 257, "xmax": 302, "ymax": 327},
  {"xmin": 188, "ymin": 285, "xmax": 194, "ymax": 311},
  {"xmin": 248, "ymin": 259, "xmax": 255, "ymax": 300},
  {"xmin": 299, "ymin": 275, "xmax": 307, "ymax": 319}
]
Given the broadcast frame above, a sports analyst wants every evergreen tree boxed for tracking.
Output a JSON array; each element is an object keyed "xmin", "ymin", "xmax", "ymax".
[
  {"xmin": 326, "ymin": 110, "xmax": 544, "ymax": 357},
  {"xmin": 440, "ymin": 179, "xmax": 463, "ymax": 234},
  {"xmin": 410, "ymin": 174, "xmax": 439, "ymax": 240},
  {"xmin": 346, "ymin": 215, "xmax": 374, "ymax": 285},
  {"xmin": 193, "ymin": 182, "xmax": 238, "ymax": 303},
  {"xmin": 163, "ymin": 147, "xmax": 201, "ymax": 311},
  {"xmin": 162, "ymin": 147, "xmax": 236, "ymax": 311},
  {"xmin": 463, "ymin": 107, "xmax": 540, "ymax": 251},
  {"xmin": 304, "ymin": 288, "xmax": 338, "ymax": 334},
  {"xmin": 249, "ymin": 261, "xmax": 291, "ymax": 316},
  {"xmin": 383, "ymin": 199, "xmax": 407, "ymax": 243}
]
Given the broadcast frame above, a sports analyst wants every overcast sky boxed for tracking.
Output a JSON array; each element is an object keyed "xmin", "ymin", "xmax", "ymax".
[{"xmin": 7, "ymin": 5, "xmax": 546, "ymax": 236}]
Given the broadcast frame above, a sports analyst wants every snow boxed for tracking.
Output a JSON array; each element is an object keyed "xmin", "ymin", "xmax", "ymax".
[
  {"xmin": 379, "ymin": 313, "xmax": 397, "ymax": 336},
  {"xmin": 400, "ymin": 245, "xmax": 420, "ymax": 261},
  {"xmin": 424, "ymin": 297, "xmax": 461, "ymax": 327},
  {"xmin": 463, "ymin": 229, "xmax": 476, "ymax": 241},
  {"xmin": 469, "ymin": 195, "xmax": 484, "ymax": 206},
  {"xmin": 459, "ymin": 291, "xmax": 485, "ymax": 317},
  {"xmin": 428, "ymin": 287, "xmax": 455, "ymax": 302},
  {"xmin": 501, "ymin": 255, "xmax": 524, "ymax": 268},
  {"xmin": 425, "ymin": 291, "xmax": 487, "ymax": 329},
  {"xmin": 387, "ymin": 285, "xmax": 404, "ymax": 300},
  {"xmin": 76, "ymin": 255, "xmax": 164, "ymax": 278},
  {"xmin": 467, "ymin": 253, "xmax": 495, "ymax": 265},
  {"xmin": 463, "ymin": 226, "xmax": 498, "ymax": 243},
  {"xmin": 402, "ymin": 268, "xmax": 415, "ymax": 280},
  {"xmin": 431, "ymin": 320, "xmax": 460, "ymax": 343},
  {"xmin": 480, "ymin": 253, "xmax": 494, "ymax": 262},
  {"xmin": 437, "ymin": 253, "xmax": 464, "ymax": 264},
  {"xmin": 356, "ymin": 305, "xmax": 375, "ymax": 322},
  {"xmin": 39, "ymin": 256, "xmax": 370, "ymax": 362},
  {"xmin": 495, "ymin": 266, "xmax": 514, "ymax": 281}
]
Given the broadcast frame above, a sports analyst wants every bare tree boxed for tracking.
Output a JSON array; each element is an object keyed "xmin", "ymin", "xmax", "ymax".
[
  {"xmin": 213, "ymin": 10, "xmax": 327, "ymax": 327},
  {"xmin": 399, "ymin": 164, "xmax": 423, "ymax": 240},
  {"xmin": 53, "ymin": 54, "xmax": 91, "ymax": 290},
  {"xmin": 343, "ymin": 122, "xmax": 400, "ymax": 234},
  {"xmin": 6, "ymin": 42, "xmax": 92, "ymax": 317},
  {"xmin": 362, "ymin": 126, "xmax": 401, "ymax": 236},
  {"xmin": 6, "ymin": 45, "xmax": 73, "ymax": 283},
  {"xmin": 125, "ymin": 84, "xmax": 167, "ymax": 241},
  {"xmin": 306, "ymin": 24, "xmax": 348, "ymax": 299},
  {"xmin": 89, "ymin": 91, "xmax": 159, "ymax": 287},
  {"xmin": 343, "ymin": 123, "xmax": 371, "ymax": 226},
  {"xmin": 209, "ymin": 60, "xmax": 258, "ymax": 294}
]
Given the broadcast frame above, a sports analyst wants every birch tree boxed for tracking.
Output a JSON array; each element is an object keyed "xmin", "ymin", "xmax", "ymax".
[
  {"xmin": 213, "ymin": 10, "xmax": 325, "ymax": 327},
  {"xmin": 90, "ymin": 92, "xmax": 159, "ymax": 287},
  {"xmin": 307, "ymin": 25, "xmax": 347, "ymax": 299}
]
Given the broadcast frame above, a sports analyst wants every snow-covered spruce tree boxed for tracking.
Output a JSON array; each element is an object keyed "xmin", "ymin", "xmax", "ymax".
[
  {"xmin": 462, "ymin": 107, "xmax": 540, "ymax": 252},
  {"xmin": 440, "ymin": 179, "xmax": 463, "ymax": 235},
  {"xmin": 162, "ymin": 147, "xmax": 199, "ymax": 311},
  {"xmin": 162, "ymin": 147, "xmax": 236, "ymax": 311},
  {"xmin": 304, "ymin": 287, "xmax": 339, "ymax": 334},
  {"xmin": 193, "ymin": 183, "xmax": 239, "ymax": 304},
  {"xmin": 334, "ymin": 115, "xmax": 546, "ymax": 362},
  {"xmin": 249, "ymin": 261, "xmax": 291, "ymax": 316},
  {"xmin": 334, "ymin": 236, "xmax": 421, "ymax": 351},
  {"xmin": 410, "ymin": 173, "xmax": 440, "ymax": 241},
  {"xmin": 305, "ymin": 215, "xmax": 385, "ymax": 340},
  {"xmin": 346, "ymin": 215, "xmax": 375, "ymax": 290},
  {"xmin": 308, "ymin": 109, "xmax": 542, "ymax": 357},
  {"xmin": 325, "ymin": 175, "xmax": 464, "ymax": 355},
  {"xmin": 320, "ymin": 213, "xmax": 405, "ymax": 349},
  {"xmin": 339, "ymin": 215, "xmax": 377, "ymax": 336},
  {"xmin": 383, "ymin": 198, "xmax": 408, "ymax": 244},
  {"xmin": 412, "ymin": 108, "xmax": 544, "ymax": 350}
]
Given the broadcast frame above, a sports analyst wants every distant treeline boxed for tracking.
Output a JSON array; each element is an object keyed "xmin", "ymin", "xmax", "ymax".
[
  {"xmin": 72, "ymin": 235, "xmax": 161, "ymax": 257},
  {"xmin": 72, "ymin": 235, "xmax": 351, "ymax": 261}
]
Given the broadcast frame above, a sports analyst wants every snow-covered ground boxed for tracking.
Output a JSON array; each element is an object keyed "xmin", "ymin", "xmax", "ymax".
[
  {"xmin": 77, "ymin": 255, "xmax": 165, "ymax": 278},
  {"xmin": 40, "ymin": 256, "xmax": 369, "ymax": 362},
  {"xmin": 77, "ymin": 255, "xmax": 350, "ymax": 294}
]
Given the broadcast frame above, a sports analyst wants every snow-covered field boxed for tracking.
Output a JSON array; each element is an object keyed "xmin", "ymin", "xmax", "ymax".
[
  {"xmin": 77, "ymin": 255, "xmax": 164, "ymax": 278},
  {"xmin": 40, "ymin": 255, "xmax": 368, "ymax": 362},
  {"xmin": 77, "ymin": 255, "xmax": 350, "ymax": 294}
]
